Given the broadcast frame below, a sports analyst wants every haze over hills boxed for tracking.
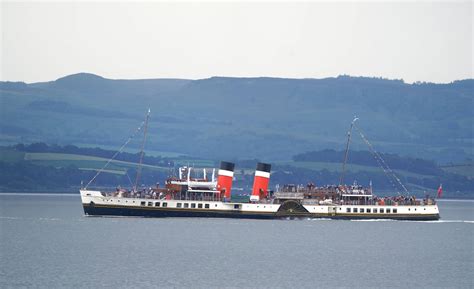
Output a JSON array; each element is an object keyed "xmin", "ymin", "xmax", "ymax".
[{"xmin": 1, "ymin": 73, "xmax": 473, "ymax": 163}]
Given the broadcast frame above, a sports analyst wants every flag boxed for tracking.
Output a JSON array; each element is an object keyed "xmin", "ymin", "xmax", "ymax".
[{"xmin": 437, "ymin": 184, "xmax": 443, "ymax": 198}]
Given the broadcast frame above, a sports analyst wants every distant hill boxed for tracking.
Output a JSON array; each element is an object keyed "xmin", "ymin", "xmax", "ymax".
[{"xmin": 1, "ymin": 73, "xmax": 473, "ymax": 163}]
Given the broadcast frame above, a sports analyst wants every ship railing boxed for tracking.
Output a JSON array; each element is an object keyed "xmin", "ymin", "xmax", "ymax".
[
  {"xmin": 302, "ymin": 199, "xmax": 321, "ymax": 205},
  {"xmin": 274, "ymin": 192, "xmax": 304, "ymax": 200},
  {"xmin": 337, "ymin": 199, "xmax": 436, "ymax": 206}
]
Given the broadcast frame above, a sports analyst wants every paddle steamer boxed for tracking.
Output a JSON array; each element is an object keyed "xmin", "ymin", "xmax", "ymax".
[
  {"xmin": 81, "ymin": 161, "xmax": 439, "ymax": 220},
  {"xmin": 80, "ymin": 112, "xmax": 440, "ymax": 220}
]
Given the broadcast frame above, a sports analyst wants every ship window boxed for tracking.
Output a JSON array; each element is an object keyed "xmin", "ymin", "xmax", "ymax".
[
  {"xmin": 360, "ymin": 208, "xmax": 365, "ymax": 213},
  {"xmin": 393, "ymin": 208, "xmax": 397, "ymax": 213},
  {"xmin": 339, "ymin": 208, "xmax": 342, "ymax": 211},
  {"xmin": 198, "ymin": 204, "xmax": 203, "ymax": 208},
  {"xmin": 162, "ymin": 202, "xmax": 167, "ymax": 207},
  {"xmin": 234, "ymin": 204, "xmax": 240, "ymax": 209},
  {"xmin": 184, "ymin": 203, "xmax": 189, "ymax": 208},
  {"xmin": 414, "ymin": 208, "xmax": 417, "ymax": 211},
  {"xmin": 366, "ymin": 208, "xmax": 371, "ymax": 213},
  {"xmin": 177, "ymin": 203, "xmax": 182, "ymax": 208},
  {"xmin": 408, "ymin": 208, "xmax": 411, "ymax": 211},
  {"xmin": 118, "ymin": 200, "xmax": 120, "ymax": 202},
  {"xmin": 191, "ymin": 203, "xmax": 196, "ymax": 208},
  {"xmin": 215, "ymin": 204, "xmax": 218, "ymax": 207},
  {"xmin": 155, "ymin": 202, "xmax": 160, "ymax": 207},
  {"xmin": 205, "ymin": 204, "xmax": 210, "ymax": 209},
  {"xmin": 386, "ymin": 208, "xmax": 391, "ymax": 213},
  {"xmin": 148, "ymin": 202, "xmax": 153, "ymax": 206},
  {"xmin": 380, "ymin": 208, "xmax": 385, "ymax": 213},
  {"xmin": 373, "ymin": 208, "xmax": 377, "ymax": 213},
  {"xmin": 140, "ymin": 201, "xmax": 146, "ymax": 206},
  {"xmin": 346, "ymin": 208, "xmax": 351, "ymax": 213},
  {"xmin": 353, "ymin": 208, "xmax": 358, "ymax": 213}
]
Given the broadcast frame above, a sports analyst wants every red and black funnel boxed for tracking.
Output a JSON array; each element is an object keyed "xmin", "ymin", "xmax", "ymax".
[
  {"xmin": 217, "ymin": 161, "xmax": 235, "ymax": 200},
  {"xmin": 250, "ymin": 162, "xmax": 271, "ymax": 201}
]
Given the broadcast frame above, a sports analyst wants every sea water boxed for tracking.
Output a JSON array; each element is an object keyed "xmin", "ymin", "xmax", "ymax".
[{"xmin": 0, "ymin": 194, "xmax": 473, "ymax": 288}]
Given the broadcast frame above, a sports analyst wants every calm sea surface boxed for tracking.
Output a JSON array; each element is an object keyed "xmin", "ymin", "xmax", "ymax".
[{"xmin": 0, "ymin": 194, "xmax": 473, "ymax": 289}]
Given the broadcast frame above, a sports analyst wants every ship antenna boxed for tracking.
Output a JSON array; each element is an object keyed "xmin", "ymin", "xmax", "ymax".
[
  {"xmin": 134, "ymin": 108, "xmax": 151, "ymax": 192},
  {"xmin": 340, "ymin": 116, "xmax": 358, "ymax": 185}
]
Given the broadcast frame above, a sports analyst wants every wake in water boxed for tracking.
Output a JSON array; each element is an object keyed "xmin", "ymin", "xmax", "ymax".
[
  {"xmin": 0, "ymin": 216, "xmax": 61, "ymax": 221},
  {"xmin": 349, "ymin": 218, "xmax": 474, "ymax": 224},
  {"xmin": 422, "ymin": 220, "xmax": 474, "ymax": 224},
  {"xmin": 0, "ymin": 193, "xmax": 78, "ymax": 196},
  {"xmin": 350, "ymin": 219, "xmax": 394, "ymax": 222},
  {"xmin": 306, "ymin": 218, "xmax": 334, "ymax": 221}
]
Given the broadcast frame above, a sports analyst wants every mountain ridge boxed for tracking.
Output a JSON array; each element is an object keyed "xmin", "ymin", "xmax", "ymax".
[
  {"xmin": 1, "ymin": 73, "xmax": 472, "ymax": 163},
  {"xmin": 3, "ymin": 72, "xmax": 472, "ymax": 85}
]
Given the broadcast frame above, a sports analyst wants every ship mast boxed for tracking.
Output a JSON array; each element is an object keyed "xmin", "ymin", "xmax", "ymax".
[
  {"xmin": 340, "ymin": 117, "xmax": 358, "ymax": 185},
  {"xmin": 134, "ymin": 108, "xmax": 151, "ymax": 191}
]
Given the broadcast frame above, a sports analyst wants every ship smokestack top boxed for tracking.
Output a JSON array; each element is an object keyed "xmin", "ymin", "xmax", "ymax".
[
  {"xmin": 250, "ymin": 162, "xmax": 271, "ymax": 202},
  {"xmin": 217, "ymin": 161, "xmax": 235, "ymax": 200},
  {"xmin": 256, "ymin": 162, "xmax": 271, "ymax": 174},
  {"xmin": 219, "ymin": 161, "xmax": 235, "ymax": 172}
]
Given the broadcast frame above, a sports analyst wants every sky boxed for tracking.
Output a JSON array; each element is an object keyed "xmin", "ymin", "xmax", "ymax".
[{"xmin": 1, "ymin": 1, "xmax": 472, "ymax": 83}]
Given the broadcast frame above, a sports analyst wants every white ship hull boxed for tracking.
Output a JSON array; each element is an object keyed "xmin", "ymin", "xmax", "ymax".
[{"xmin": 80, "ymin": 190, "xmax": 440, "ymax": 220}]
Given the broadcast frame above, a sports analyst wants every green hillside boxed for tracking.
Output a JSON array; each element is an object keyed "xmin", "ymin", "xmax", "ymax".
[{"xmin": 1, "ymin": 73, "xmax": 472, "ymax": 163}]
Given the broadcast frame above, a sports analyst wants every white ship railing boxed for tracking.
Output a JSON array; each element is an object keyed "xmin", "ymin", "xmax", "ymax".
[{"xmin": 274, "ymin": 192, "xmax": 304, "ymax": 199}]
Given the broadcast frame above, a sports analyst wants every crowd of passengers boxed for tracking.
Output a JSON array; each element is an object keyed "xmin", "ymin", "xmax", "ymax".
[
  {"xmin": 340, "ymin": 195, "xmax": 436, "ymax": 206},
  {"xmin": 282, "ymin": 183, "xmax": 371, "ymax": 194},
  {"xmin": 107, "ymin": 185, "xmax": 163, "ymax": 198},
  {"xmin": 108, "ymin": 186, "xmax": 226, "ymax": 202}
]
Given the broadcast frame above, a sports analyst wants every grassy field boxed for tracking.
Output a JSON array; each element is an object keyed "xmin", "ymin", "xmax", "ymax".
[
  {"xmin": 78, "ymin": 168, "xmax": 127, "ymax": 175},
  {"xmin": 0, "ymin": 149, "xmax": 170, "ymax": 173},
  {"xmin": 24, "ymin": 152, "xmax": 106, "ymax": 161},
  {"xmin": 0, "ymin": 148, "xmax": 25, "ymax": 162},
  {"xmin": 274, "ymin": 160, "xmax": 433, "ymax": 178},
  {"xmin": 76, "ymin": 142, "xmax": 187, "ymax": 158},
  {"xmin": 442, "ymin": 164, "xmax": 474, "ymax": 179}
]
